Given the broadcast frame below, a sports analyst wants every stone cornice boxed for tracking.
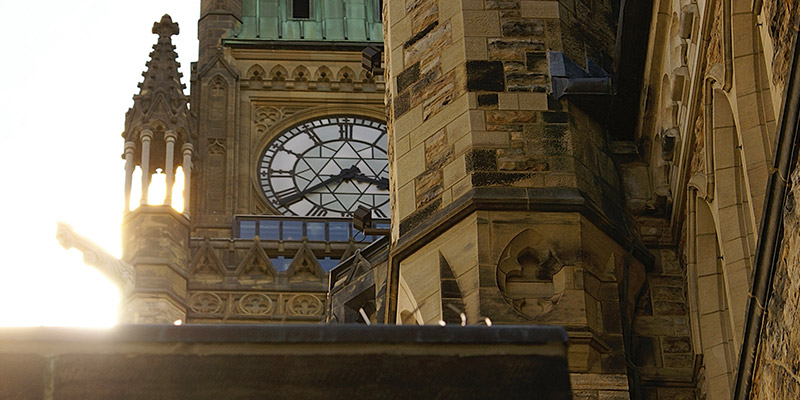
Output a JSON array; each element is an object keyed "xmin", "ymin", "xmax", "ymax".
[{"xmin": 393, "ymin": 187, "xmax": 654, "ymax": 268}]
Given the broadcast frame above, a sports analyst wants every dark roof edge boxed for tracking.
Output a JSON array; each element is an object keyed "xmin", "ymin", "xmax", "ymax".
[
  {"xmin": 223, "ymin": 39, "xmax": 383, "ymax": 52},
  {"xmin": 0, "ymin": 324, "xmax": 568, "ymax": 345}
]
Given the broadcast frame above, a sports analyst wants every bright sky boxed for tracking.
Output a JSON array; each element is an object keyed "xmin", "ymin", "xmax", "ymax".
[{"xmin": 0, "ymin": 1, "xmax": 198, "ymax": 327}]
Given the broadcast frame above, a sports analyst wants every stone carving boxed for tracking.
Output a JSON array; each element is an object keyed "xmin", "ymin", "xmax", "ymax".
[
  {"xmin": 253, "ymin": 106, "xmax": 301, "ymax": 136},
  {"xmin": 315, "ymin": 66, "xmax": 332, "ymax": 90},
  {"xmin": 236, "ymin": 237, "xmax": 277, "ymax": 284},
  {"xmin": 337, "ymin": 66, "xmax": 355, "ymax": 90},
  {"xmin": 706, "ymin": 0, "xmax": 724, "ymax": 66},
  {"xmin": 287, "ymin": 240, "xmax": 325, "ymax": 282},
  {"xmin": 208, "ymin": 139, "xmax": 226, "ymax": 155},
  {"xmin": 246, "ymin": 64, "xmax": 266, "ymax": 87},
  {"xmin": 56, "ymin": 222, "xmax": 136, "ymax": 295},
  {"xmin": 190, "ymin": 238, "xmax": 225, "ymax": 283},
  {"xmin": 763, "ymin": 0, "xmax": 797, "ymax": 88},
  {"xmin": 242, "ymin": 63, "xmax": 382, "ymax": 92},
  {"xmin": 189, "ymin": 291, "xmax": 223, "ymax": 314},
  {"xmin": 123, "ymin": 14, "xmax": 192, "ymax": 144},
  {"xmin": 690, "ymin": 89, "xmax": 705, "ymax": 177},
  {"xmin": 287, "ymin": 294, "xmax": 323, "ymax": 316},
  {"xmin": 269, "ymin": 65, "xmax": 288, "ymax": 89},
  {"xmin": 237, "ymin": 293, "xmax": 274, "ymax": 315},
  {"xmin": 496, "ymin": 229, "xmax": 565, "ymax": 318}
]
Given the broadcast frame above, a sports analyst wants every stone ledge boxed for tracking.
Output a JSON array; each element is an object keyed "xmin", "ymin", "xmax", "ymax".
[
  {"xmin": 0, "ymin": 325, "xmax": 571, "ymax": 400},
  {"xmin": 0, "ymin": 324, "xmax": 567, "ymax": 346},
  {"xmin": 395, "ymin": 186, "xmax": 654, "ymax": 268}
]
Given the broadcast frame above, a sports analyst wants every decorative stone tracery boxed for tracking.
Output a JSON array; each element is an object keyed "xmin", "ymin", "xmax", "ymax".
[
  {"xmin": 496, "ymin": 229, "xmax": 565, "ymax": 318},
  {"xmin": 287, "ymin": 294, "xmax": 324, "ymax": 316},
  {"xmin": 237, "ymin": 293, "xmax": 274, "ymax": 315},
  {"xmin": 189, "ymin": 292, "xmax": 223, "ymax": 314}
]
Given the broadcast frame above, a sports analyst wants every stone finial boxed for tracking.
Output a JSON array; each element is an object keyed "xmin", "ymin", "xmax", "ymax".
[
  {"xmin": 123, "ymin": 14, "xmax": 194, "ymax": 165},
  {"xmin": 153, "ymin": 14, "xmax": 179, "ymax": 40}
]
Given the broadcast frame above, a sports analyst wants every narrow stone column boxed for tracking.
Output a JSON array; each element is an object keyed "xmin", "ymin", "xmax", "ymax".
[
  {"xmin": 164, "ymin": 131, "xmax": 177, "ymax": 206},
  {"xmin": 182, "ymin": 143, "xmax": 193, "ymax": 216},
  {"xmin": 686, "ymin": 188, "xmax": 701, "ymax": 352},
  {"xmin": 123, "ymin": 141, "xmax": 136, "ymax": 212},
  {"xmin": 139, "ymin": 130, "xmax": 153, "ymax": 205}
]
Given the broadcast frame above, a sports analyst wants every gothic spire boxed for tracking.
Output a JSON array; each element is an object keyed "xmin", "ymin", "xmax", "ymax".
[
  {"xmin": 121, "ymin": 15, "xmax": 195, "ymax": 213},
  {"xmin": 123, "ymin": 14, "xmax": 193, "ymax": 143}
]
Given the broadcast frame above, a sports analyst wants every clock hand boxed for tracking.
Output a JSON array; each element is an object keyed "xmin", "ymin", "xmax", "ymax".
[
  {"xmin": 351, "ymin": 174, "xmax": 389, "ymax": 190},
  {"xmin": 277, "ymin": 166, "xmax": 361, "ymax": 207}
]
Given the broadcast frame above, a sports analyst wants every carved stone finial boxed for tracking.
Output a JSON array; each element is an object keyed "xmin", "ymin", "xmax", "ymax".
[
  {"xmin": 152, "ymin": 14, "xmax": 179, "ymax": 39},
  {"xmin": 123, "ymin": 13, "xmax": 194, "ymax": 160}
]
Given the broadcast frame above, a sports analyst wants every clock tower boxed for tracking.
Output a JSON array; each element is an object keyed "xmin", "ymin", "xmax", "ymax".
[{"xmin": 121, "ymin": 0, "xmax": 387, "ymax": 324}]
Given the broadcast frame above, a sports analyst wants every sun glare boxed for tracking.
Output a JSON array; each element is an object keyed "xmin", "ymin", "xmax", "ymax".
[
  {"xmin": 130, "ymin": 167, "xmax": 186, "ymax": 212},
  {"xmin": 0, "ymin": 1, "xmax": 198, "ymax": 328}
]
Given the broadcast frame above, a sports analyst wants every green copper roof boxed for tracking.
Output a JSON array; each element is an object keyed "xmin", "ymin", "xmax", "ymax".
[{"xmin": 230, "ymin": 0, "xmax": 383, "ymax": 43}]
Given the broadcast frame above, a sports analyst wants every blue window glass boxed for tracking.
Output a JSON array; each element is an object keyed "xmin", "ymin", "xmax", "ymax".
[
  {"xmin": 271, "ymin": 256, "xmax": 292, "ymax": 271},
  {"xmin": 329, "ymin": 222, "xmax": 350, "ymax": 242},
  {"xmin": 240, "ymin": 220, "xmax": 256, "ymax": 239},
  {"xmin": 282, "ymin": 221, "xmax": 304, "ymax": 241},
  {"xmin": 259, "ymin": 220, "xmax": 280, "ymax": 240},
  {"xmin": 319, "ymin": 257, "xmax": 339, "ymax": 272},
  {"xmin": 306, "ymin": 222, "xmax": 326, "ymax": 241},
  {"xmin": 353, "ymin": 230, "xmax": 372, "ymax": 243}
]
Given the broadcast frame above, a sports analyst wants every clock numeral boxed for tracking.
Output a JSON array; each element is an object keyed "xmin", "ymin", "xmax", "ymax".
[
  {"xmin": 275, "ymin": 187, "xmax": 299, "ymax": 202},
  {"xmin": 306, "ymin": 129, "xmax": 322, "ymax": 145},
  {"xmin": 270, "ymin": 169, "xmax": 293, "ymax": 177},
  {"xmin": 278, "ymin": 146, "xmax": 301, "ymax": 157},
  {"xmin": 374, "ymin": 208, "xmax": 387, "ymax": 219},
  {"xmin": 339, "ymin": 123, "xmax": 353, "ymax": 140},
  {"xmin": 309, "ymin": 205, "xmax": 328, "ymax": 217}
]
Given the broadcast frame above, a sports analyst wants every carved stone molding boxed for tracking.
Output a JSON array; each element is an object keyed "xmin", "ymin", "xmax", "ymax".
[
  {"xmin": 496, "ymin": 229, "xmax": 565, "ymax": 319},
  {"xmin": 253, "ymin": 106, "xmax": 302, "ymax": 136},
  {"xmin": 189, "ymin": 292, "xmax": 224, "ymax": 314},
  {"xmin": 237, "ymin": 293, "xmax": 274, "ymax": 315},
  {"xmin": 287, "ymin": 294, "xmax": 324, "ymax": 316}
]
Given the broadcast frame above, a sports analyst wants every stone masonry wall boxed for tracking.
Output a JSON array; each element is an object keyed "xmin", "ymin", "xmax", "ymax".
[
  {"xmin": 750, "ymin": 158, "xmax": 800, "ymax": 399},
  {"xmin": 386, "ymin": 0, "xmax": 625, "ymax": 240},
  {"xmin": 762, "ymin": 0, "xmax": 798, "ymax": 90},
  {"xmin": 634, "ymin": 249, "xmax": 696, "ymax": 400}
]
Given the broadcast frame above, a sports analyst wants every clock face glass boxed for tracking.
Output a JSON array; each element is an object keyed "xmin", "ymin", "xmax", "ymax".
[{"xmin": 259, "ymin": 116, "xmax": 389, "ymax": 217}]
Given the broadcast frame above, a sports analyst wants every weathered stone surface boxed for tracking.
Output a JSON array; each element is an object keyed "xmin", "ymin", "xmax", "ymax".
[
  {"xmin": 506, "ymin": 72, "xmax": 549, "ymax": 92},
  {"xmin": 466, "ymin": 149, "xmax": 499, "ymax": 172},
  {"xmin": 502, "ymin": 19, "xmax": 545, "ymax": 37},
  {"xmin": 488, "ymin": 39, "xmax": 546, "ymax": 61},
  {"xmin": 752, "ymin": 147, "xmax": 800, "ymax": 399},
  {"xmin": 396, "ymin": 62, "xmax": 420, "ymax": 94},
  {"xmin": 478, "ymin": 93, "xmax": 499, "ymax": 108},
  {"xmin": 416, "ymin": 168, "xmax": 444, "ymax": 208},
  {"xmin": 485, "ymin": 0, "xmax": 520, "ymax": 10},
  {"xmin": 662, "ymin": 336, "xmax": 691, "ymax": 353},
  {"xmin": 653, "ymin": 301, "xmax": 686, "ymax": 316},
  {"xmin": 763, "ymin": 0, "xmax": 797, "ymax": 88},
  {"xmin": 466, "ymin": 60, "xmax": 506, "ymax": 92},
  {"xmin": 526, "ymin": 51, "xmax": 548, "ymax": 72}
]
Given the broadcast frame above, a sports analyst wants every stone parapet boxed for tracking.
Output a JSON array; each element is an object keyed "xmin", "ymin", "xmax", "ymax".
[{"xmin": 0, "ymin": 325, "xmax": 572, "ymax": 400}]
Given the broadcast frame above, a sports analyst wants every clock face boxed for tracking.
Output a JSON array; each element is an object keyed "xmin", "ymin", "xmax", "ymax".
[{"xmin": 259, "ymin": 116, "xmax": 389, "ymax": 217}]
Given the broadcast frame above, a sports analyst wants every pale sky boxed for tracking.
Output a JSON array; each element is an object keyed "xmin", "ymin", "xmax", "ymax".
[{"xmin": 0, "ymin": 1, "xmax": 198, "ymax": 326}]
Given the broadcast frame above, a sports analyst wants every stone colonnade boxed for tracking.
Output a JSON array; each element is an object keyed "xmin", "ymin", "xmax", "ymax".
[{"xmin": 123, "ymin": 129, "xmax": 193, "ymax": 215}]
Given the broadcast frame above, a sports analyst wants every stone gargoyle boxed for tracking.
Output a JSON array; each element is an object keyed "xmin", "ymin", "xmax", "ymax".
[{"xmin": 56, "ymin": 221, "xmax": 135, "ymax": 296}]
